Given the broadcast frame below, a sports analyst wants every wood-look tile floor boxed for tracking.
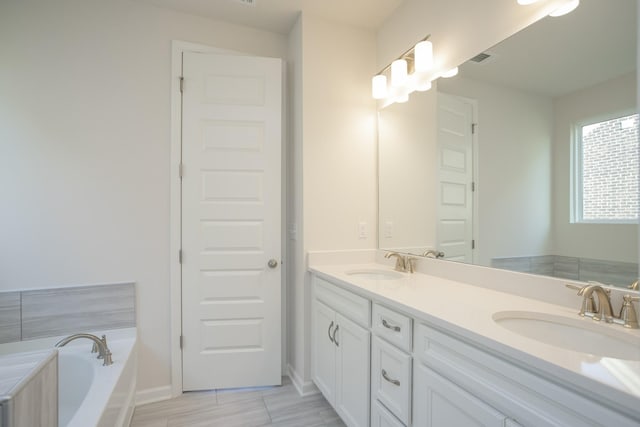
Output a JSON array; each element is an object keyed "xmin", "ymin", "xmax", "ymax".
[{"xmin": 130, "ymin": 377, "xmax": 347, "ymax": 427}]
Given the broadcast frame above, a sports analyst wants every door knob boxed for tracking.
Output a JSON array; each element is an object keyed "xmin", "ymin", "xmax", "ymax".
[{"xmin": 268, "ymin": 259, "xmax": 279, "ymax": 269}]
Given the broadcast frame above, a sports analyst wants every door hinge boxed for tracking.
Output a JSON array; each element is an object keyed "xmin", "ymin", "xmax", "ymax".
[
  {"xmin": 472, "ymin": 239, "xmax": 476, "ymax": 249},
  {"xmin": 471, "ymin": 182, "xmax": 475, "ymax": 192},
  {"xmin": 179, "ymin": 249, "xmax": 183, "ymax": 264},
  {"xmin": 179, "ymin": 163, "xmax": 184, "ymax": 179},
  {"xmin": 471, "ymin": 123, "xmax": 477, "ymax": 134},
  {"xmin": 179, "ymin": 76, "xmax": 184, "ymax": 93},
  {"xmin": 179, "ymin": 335, "xmax": 183, "ymax": 349}
]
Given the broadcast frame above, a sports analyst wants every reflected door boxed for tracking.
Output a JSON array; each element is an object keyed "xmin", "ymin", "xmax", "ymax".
[{"xmin": 436, "ymin": 93, "xmax": 474, "ymax": 262}]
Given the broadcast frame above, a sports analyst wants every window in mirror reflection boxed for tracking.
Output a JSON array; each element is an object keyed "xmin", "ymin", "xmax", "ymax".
[{"xmin": 575, "ymin": 113, "xmax": 639, "ymax": 223}]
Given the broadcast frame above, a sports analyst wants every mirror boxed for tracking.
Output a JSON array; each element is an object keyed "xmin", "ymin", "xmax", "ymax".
[{"xmin": 378, "ymin": 0, "xmax": 638, "ymax": 288}]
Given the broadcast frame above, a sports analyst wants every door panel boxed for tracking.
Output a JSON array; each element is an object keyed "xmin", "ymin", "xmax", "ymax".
[
  {"xmin": 181, "ymin": 51, "xmax": 282, "ymax": 391},
  {"xmin": 437, "ymin": 93, "xmax": 474, "ymax": 262}
]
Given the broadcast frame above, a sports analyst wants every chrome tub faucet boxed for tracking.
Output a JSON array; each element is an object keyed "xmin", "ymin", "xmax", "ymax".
[{"xmin": 55, "ymin": 333, "xmax": 113, "ymax": 366}]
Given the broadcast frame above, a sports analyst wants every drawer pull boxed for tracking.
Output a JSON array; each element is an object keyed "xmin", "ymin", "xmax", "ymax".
[
  {"xmin": 333, "ymin": 324, "xmax": 340, "ymax": 347},
  {"xmin": 382, "ymin": 319, "xmax": 401, "ymax": 332},
  {"xmin": 328, "ymin": 321, "xmax": 334, "ymax": 343},
  {"xmin": 382, "ymin": 369, "xmax": 400, "ymax": 386}
]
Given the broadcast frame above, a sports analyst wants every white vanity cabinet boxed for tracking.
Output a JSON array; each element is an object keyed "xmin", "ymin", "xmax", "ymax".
[{"xmin": 313, "ymin": 277, "xmax": 371, "ymax": 427}]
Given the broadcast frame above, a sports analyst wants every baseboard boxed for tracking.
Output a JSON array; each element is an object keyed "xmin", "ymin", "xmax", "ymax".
[
  {"xmin": 287, "ymin": 363, "xmax": 319, "ymax": 396},
  {"xmin": 135, "ymin": 385, "xmax": 173, "ymax": 406}
]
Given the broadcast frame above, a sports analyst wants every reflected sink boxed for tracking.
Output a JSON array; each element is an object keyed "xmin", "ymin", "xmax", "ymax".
[
  {"xmin": 493, "ymin": 311, "xmax": 640, "ymax": 360},
  {"xmin": 345, "ymin": 269, "xmax": 404, "ymax": 280}
]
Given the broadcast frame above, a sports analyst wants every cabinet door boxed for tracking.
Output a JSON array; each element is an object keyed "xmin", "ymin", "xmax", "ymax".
[
  {"xmin": 372, "ymin": 400, "xmax": 406, "ymax": 427},
  {"xmin": 313, "ymin": 300, "xmax": 336, "ymax": 403},
  {"xmin": 335, "ymin": 312, "xmax": 371, "ymax": 427},
  {"xmin": 413, "ymin": 363, "xmax": 507, "ymax": 427}
]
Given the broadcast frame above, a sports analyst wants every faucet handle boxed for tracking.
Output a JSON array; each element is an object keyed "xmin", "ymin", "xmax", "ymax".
[
  {"xmin": 619, "ymin": 295, "xmax": 640, "ymax": 329},
  {"xmin": 566, "ymin": 283, "xmax": 597, "ymax": 316},
  {"xmin": 405, "ymin": 256, "xmax": 417, "ymax": 273},
  {"xmin": 628, "ymin": 280, "xmax": 639, "ymax": 291}
]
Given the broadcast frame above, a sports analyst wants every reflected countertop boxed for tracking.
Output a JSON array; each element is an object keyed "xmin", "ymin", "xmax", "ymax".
[{"xmin": 309, "ymin": 262, "xmax": 640, "ymax": 418}]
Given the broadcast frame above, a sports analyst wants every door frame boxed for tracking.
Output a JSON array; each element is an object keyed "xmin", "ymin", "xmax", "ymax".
[
  {"xmin": 169, "ymin": 40, "xmax": 287, "ymax": 398},
  {"xmin": 436, "ymin": 92, "xmax": 479, "ymax": 264}
]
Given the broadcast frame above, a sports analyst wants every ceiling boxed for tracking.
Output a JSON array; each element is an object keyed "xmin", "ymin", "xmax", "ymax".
[
  {"xmin": 133, "ymin": 0, "xmax": 404, "ymax": 34},
  {"xmin": 459, "ymin": 0, "xmax": 637, "ymax": 98}
]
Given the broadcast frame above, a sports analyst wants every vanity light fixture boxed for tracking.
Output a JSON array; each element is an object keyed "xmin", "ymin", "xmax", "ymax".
[
  {"xmin": 371, "ymin": 34, "xmax": 434, "ymax": 105},
  {"xmin": 440, "ymin": 67, "xmax": 459, "ymax": 78},
  {"xmin": 517, "ymin": 0, "xmax": 540, "ymax": 4}
]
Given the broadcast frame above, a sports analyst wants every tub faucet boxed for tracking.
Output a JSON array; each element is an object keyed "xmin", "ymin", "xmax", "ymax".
[{"xmin": 55, "ymin": 333, "xmax": 113, "ymax": 366}]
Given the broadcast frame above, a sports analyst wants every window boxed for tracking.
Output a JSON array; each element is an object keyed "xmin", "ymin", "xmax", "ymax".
[{"xmin": 574, "ymin": 113, "xmax": 639, "ymax": 223}]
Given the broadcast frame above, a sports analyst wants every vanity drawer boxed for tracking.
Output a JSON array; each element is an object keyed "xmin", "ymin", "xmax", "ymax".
[
  {"xmin": 371, "ymin": 399, "xmax": 405, "ymax": 427},
  {"xmin": 371, "ymin": 337, "xmax": 411, "ymax": 425},
  {"xmin": 372, "ymin": 303, "xmax": 412, "ymax": 352},
  {"xmin": 314, "ymin": 276, "xmax": 370, "ymax": 327}
]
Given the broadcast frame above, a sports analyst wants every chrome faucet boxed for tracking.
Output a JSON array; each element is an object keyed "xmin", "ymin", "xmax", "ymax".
[
  {"xmin": 567, "ymin": 282, "xmax": 639, "ymax": 329},
  {"xmin": 55, "ymin": 333, "xmax": 113, "ymax": 366},
  {"xmin": 385, "ymin": 252, "xmax": 406, "ymax": 272},
  {"xmin": 422, "ymin": 249, "xmax": 445, "ymax": 259},
  {"xmin": 577, "ymin": 284, "xmax": 613, "ymax": 322}
]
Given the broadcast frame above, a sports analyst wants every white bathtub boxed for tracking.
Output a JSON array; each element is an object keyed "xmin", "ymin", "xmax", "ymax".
[{"xmin": 0, "ymin": 328, "xmax": 137, "ymax": 427}]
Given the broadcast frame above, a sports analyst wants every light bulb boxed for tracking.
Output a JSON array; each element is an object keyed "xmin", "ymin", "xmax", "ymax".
[
  {"xmin": 391, "ymin": 59, "xmax": 408, "ymax": 88},
  {"xmin": 371, "ymin": 75, "xmax": 388, "ymax": 100},
  {"xmin": 414, "ymin": 40, "xmax": 434, "ymax": 73},
  {"xmin": 549, "ymin": 0, "xmax": 579, "ymax": 17}
]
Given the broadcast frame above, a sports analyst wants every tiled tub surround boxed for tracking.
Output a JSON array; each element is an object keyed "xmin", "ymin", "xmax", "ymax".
[
  {"xmin": 492, "ymin": 255, "xmax": 638, "ymax": 286},
  {"xmin": 0, "ymin": 328, "xmax": 137, "ymax": 427},
  {"xmin": 0, "ymin": 282, "xmax": 135, "ymax": 344},
  {"xmin": 0, "ymin": 349, "xmax": 58, "ymax": 427},
  {"xmin": 308, "ymin": 258, "xmax": 640, "ymax": 425}
]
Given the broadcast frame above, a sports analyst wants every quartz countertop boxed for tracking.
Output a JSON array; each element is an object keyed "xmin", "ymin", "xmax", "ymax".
[{"xmin": 309, "ymin": 263, "xmax": 640, "ymax": 418}]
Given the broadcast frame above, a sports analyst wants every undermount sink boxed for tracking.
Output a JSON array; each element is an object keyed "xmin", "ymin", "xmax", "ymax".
[
  {"xmin": 493, "ymin": 311, "xmax": 640, "ymax": 360},
  {"xmin": 345, "ymin": 269, "xmax": 404, "ymax": 280}
]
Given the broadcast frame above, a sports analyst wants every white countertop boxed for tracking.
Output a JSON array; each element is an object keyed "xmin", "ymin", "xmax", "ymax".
[{"xmin": 309, "ymin": 263, "xmax": 640, "ymax": 417}]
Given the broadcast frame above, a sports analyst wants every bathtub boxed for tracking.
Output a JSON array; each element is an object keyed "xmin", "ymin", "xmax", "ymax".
[{"xmin": 0, "ymin": 328, "xmax": 136, "ymax": 427}]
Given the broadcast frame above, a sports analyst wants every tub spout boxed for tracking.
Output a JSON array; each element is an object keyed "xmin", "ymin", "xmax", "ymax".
[{"xmin": 56, "ymin": 333, "xmax": 113, "ymax": 366}]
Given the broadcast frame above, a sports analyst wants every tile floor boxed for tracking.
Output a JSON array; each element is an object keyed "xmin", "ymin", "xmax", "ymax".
[{"xmin": 130, "ymin": 377, "xmax": 346, "ymax": 427}]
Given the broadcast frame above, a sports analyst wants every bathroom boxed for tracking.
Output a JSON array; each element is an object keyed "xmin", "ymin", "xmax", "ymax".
[{"xmin": 0, "ymin": 0, "xmax": 638, "ymax": 426}]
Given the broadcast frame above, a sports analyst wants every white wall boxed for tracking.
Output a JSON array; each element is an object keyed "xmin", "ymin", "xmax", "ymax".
[
  {"xmin": 378, "ymin": 89, "xmax": 437, "ymax": 252},
  {"xmin": 438, "ymin": 77, "xmax": 554, "ymax": 266},
  {"xmin": 0, "ymin": 0, "xmax": 286, "ymax": 392},
  {"xmin": 553, "ymin": 72, "xmax": 638, "ymax": 263},
  {"xmin": 286, "ymin": 13, "xmax": 378, "ymax": 388}
]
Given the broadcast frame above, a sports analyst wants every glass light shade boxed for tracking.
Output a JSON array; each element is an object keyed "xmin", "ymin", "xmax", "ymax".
[
  {"xmin": 415, "ymin": 79, "xmax": 432, "ymax": 92},
  {"xmin": 372, "ymin": 75, "xmax": 388, "ymax": 99},
  {"xmin": 414, "ymin": 40, "xmax": 434, "ymax": 73},
  {"xmin": 391, "ymin": 59, "xmax": 408, "ymax": 88},
  {"xmin": 517, "ymin": 0, "xmax": 540, "ymax": 5},
  {"xmin": 549, "ymin": 0, "xmax": 579, "ymax": 17},
  {"xmin": 441, "ymin": 67, "xmax": 459, "ymax": 78}
]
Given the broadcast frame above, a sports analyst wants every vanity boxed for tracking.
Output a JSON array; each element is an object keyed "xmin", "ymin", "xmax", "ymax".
[{"xmin": 309, "ymin": 259, "xmax": 640, "ymax": 427}]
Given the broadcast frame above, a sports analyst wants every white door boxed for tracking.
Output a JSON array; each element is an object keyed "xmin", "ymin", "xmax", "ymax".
[
  {"xmin": 436, "ymin": 93, "xmax": 474, "ymax": 262},
  {"xmin": 334, "ymin": 313, "xmax": 370, "ymax": 427},
  {"xmin": 313, "ymin": 300, "xmax": 337, "ymax": 403},
  {"xmin": 181, "ymin": 51, "xmax": 282, "ymax": 391}
]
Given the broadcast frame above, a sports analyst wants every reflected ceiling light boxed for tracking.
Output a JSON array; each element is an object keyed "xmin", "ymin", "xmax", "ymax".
[
  {"xmin": 549, "ymin": 0, "xmax": 579, "ymax": 17},
  {"xmin": 391, "ymin": 59, "xmax": 409, "ymax": 88},
  {"xmin": 371, "ymin": 75, "xmax": 388, "ymax": 99},
  {"xmin": 441, "ymin": 67, "xmax": 459, "ymax": 78}
]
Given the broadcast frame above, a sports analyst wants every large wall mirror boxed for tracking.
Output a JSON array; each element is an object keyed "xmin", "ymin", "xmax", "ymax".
[{"xmin": 378, "ymin": 0, "xmax": 638, "ymax": 288}]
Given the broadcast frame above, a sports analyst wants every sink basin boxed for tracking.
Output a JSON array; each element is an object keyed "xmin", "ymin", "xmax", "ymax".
[
  {"xmin": 493, "ymin": 311, "xmax": 640, "ymax": 360},
  {"xmin": 345, "ymin": 269, "xmax": 404, "ymax": 280}
]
